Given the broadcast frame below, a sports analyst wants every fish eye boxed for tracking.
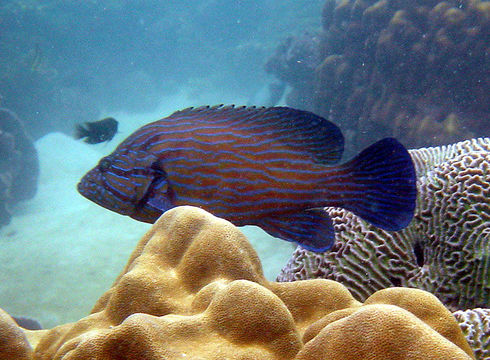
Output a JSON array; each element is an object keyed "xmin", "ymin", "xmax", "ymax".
[{"xmin": 98, "ymin": 157, "xmax": 112, "ymax": 171}]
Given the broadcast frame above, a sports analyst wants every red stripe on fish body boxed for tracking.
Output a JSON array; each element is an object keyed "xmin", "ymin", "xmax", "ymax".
[
  {"xmin": 143, "ymin": 129, "xmax": 347, "ymax": 224},
  {"xmin": 112, "ymin": 109, "xmax": 348, "ymax": 222}
]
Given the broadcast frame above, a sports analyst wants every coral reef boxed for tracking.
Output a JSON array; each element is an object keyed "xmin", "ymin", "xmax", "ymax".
[
  {"xmin": 0, "ymin": 206, "xmax": 476, "ymax": 359},
  {"xmin": 453, "ymin": 308, "xmax": 489, "ymax": 360},
  {"xmin": 0, "ymin": 108, "xmax": 39, "ymax": 226},
  {"xmin": 267, "ymin": 0, "xmax": 489, "ymax": 155},
  {"xmin": 264, "ymin": 33, "xmax": 321, "ymax": 109},
  {"xmin": 278, "ymin": 138, "xmax": 489, "ymax": 312}
]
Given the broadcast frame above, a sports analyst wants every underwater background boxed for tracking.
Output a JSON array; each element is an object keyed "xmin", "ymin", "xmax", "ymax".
[{"xmin": 0, "ymin": 0, "xmax": 488, "ymax": 341}]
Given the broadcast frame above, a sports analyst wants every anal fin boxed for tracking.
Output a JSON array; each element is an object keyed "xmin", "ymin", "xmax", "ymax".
[{"xmin": 258, "ymin": 208, "xmax": 335, "ymax": 252}]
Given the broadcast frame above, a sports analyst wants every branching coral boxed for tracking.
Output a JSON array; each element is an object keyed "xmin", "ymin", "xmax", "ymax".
[
  {"xmin": 0, "ymin": 206, "xmax": 476, "ymax": 359},
  {"xmin": 278, "ymin": 138, "xmax": 489, "ymax": 313}
]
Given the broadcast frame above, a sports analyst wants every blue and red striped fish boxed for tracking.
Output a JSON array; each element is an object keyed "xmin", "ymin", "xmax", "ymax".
[{"xmin": 77, "ymin": 105, "xmax": 416, "ymax": 252}]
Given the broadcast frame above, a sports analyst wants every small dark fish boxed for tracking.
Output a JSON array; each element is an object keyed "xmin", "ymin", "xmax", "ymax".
[
  {"xmin": 74, "ymin": 117, "xmax": 118, "ymax": 144},
  {"xmin": 78, "ymin": 105, "xmax": 416, "ymax": 252}
]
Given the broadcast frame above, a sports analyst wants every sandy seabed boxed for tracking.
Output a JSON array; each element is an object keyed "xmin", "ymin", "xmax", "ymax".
[{"xmin": 0, "ymin": 92, "xmax": 294, "ymax": 328}]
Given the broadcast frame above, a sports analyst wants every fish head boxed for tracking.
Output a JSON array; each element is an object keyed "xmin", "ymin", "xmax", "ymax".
[{"xmin": 77, "ymin": 149, "xmax": 172, "ymax": 223}]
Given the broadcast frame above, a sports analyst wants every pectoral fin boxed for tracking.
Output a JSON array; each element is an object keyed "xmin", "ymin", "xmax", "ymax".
[
  {"xmin": 258, "ymin": 209, "xmax": 335, "ymax": 252},
  {"xmin": 146, "ymin": 176, "xmax": 173, "ymax": 212}
]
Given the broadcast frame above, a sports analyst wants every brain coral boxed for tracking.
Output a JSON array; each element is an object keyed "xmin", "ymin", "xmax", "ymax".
[
  {"xmin": 267, "ymin": 0, "xmax": 489, "ymax": 155},
  {"xmin": 278, "ymin": 138, "xmax": 489, "ymax": 312},
  {"xmin": 0, "ymin": 206, "xmax": 475, "ymax": 359},
  {"xmin": 453, "ymin": 308, "xmax": 489, "ymax": 360}
]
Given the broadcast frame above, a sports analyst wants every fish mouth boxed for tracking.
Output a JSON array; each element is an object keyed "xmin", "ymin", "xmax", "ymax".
[
  {"xmin": 77, "ymin": 169, "xmax": 132, "ymax": 216},
  {"xmin": 77, "ymin": 173, "xmax": 108, "ymax": 208},
  {"xmin": 76, "ymin": 179, "xmax": 94, "ymax": 201}
]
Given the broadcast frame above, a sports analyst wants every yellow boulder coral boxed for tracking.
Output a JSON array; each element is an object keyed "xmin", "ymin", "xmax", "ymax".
[
  {"xmin": 0, "ymin": 308, "xmax": 33, "ymax": 360},
  {"xmin": 2, "ymin": 206, "xmax": 475, "ymax": 359},
  {"xmin": 297, "ymin": 304, "xmax": 471, "ymax": 360}
]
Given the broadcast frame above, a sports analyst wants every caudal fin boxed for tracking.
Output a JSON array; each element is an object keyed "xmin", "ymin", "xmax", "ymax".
[
  {"xmin": 341, "ymin": 138, "xmax": 417, "ymax": 231},
  {"xmin": 74, "ymin": 123, "xmax": 89, "ymax": 140}
]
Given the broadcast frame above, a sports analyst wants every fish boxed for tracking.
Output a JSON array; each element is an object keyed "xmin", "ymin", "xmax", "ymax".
[
  {"xmin": 74, "ymin": 117, "xmax": 118, "ymax": 144},
  {"xmin": 77, "ymin": 105, "xmax": 417, "ymax": 252}
]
